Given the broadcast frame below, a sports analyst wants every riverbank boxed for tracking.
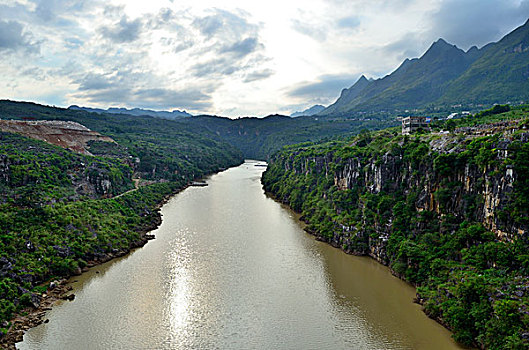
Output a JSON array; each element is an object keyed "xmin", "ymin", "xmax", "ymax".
[
  {"xmin": 261, "ymin": 127, "xmax": 529, "ymax": 349},
  {"xmin": 0, "ymin": 182, "xmax": 191, "ymax": 350},
  {"xmin": 18, "ymin": 163, "xmax": 462, "ymax": 349}
]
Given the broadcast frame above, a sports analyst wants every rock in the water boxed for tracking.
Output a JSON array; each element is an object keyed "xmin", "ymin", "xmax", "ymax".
[{"xmin": 62, "ymin": 294, "xmax": 75, "ymax": 301}]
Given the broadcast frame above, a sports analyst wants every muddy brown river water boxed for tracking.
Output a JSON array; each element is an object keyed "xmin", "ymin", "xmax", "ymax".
[{"xmin": 18, "ymin": 161, "xmax": 462, "ymax": 349}]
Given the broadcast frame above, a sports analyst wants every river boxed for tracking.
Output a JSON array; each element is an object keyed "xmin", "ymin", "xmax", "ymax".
[{"xmin": 18, "ymin": 161, "xmax": 462, "ymax": 349}]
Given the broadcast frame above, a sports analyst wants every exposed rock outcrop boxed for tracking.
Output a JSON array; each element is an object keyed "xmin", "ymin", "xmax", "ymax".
[
  {"xmin": 0, "ymin": 120, "xmax": 115, "ymax": 155},
  {"xmin": 266, "ymin": 128, "xmax": 528, "ymax": 264}
]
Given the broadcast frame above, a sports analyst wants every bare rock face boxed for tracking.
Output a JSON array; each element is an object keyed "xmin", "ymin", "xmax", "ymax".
[
  {"xmin": 269, "ymin": 129, "xmax": 528, "ymax": 264},
  {"xmin": 0, "ymin": 120, "xmax": 115, "ymax": 155}
]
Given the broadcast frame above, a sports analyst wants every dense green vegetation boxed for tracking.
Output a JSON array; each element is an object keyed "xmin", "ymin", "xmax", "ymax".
[
  {"xmin": 0, "ymin": 180, "xmax": 181, "ymax": 325},
  {"xmin": 0, "ymin": 133, "xmax": 185, "ymax": 329},
  {"xmin": 429, "ymin": 104, "xmax": 528, "ymax": 131},
  {"xmin": 0, "ymin": 132, "xmax": 134, "ymax": 206},
  {"xmin": 263, "ymin": 109, "xmax": 529, "ymax": 349},
  {"xmin": 185, "ymin": 114, "xmax": 396, "ymax": 159},
  {"xmin": 0, "ymin": 100, "xmax": 243, "ymax": 180},
  {"xmin": 0, "ymin": 98, "xmax": 387, "ymax": 340},
  {"xmin": 2, "ymin": 97, "xmax": 528, "ymax": 348},
  {"xmin": 442, "ymin": 19, "xmax": 529, "ymax": 106},
  {"xmin": 1, "ymin": 100, "xmax": 396, "ymax": 161},
  {"xmin": 0, "ymin": 103, "xmax": 246, "ymax": 339},
  {"xmin": 0, "ymin": 99, "xmax": 394, "ymax": 341}
]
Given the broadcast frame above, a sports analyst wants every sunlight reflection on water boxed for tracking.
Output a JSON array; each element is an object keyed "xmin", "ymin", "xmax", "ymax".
[{"xmin": 19, "ymin": 162, "xmax": 462, "ymax": 350}]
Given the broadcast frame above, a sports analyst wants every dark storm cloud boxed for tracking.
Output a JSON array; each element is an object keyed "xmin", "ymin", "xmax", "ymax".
[
  {"xmin": 430, "ymin": 0, "xmax": 529, "ymax": 49},
  {"xmin": 288, "ymin": 74, "xmax": 359, "ymax": 100},
  {"xmin": 99, "ymin": 16, "xmax": 143, "ymax": 43},
  {"xmin": 0, "ymin": 20, "xmax": 39, "ymax": 52}
]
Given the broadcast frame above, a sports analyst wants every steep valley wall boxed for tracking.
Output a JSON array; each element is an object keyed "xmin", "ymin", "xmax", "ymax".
[
  {"xmin": 265, "ymin": 131, "xmax": 528, "ymax": 263},
  {"xmin": 262, "ymin": 127, "xmax": 529, "ymax": 348}
]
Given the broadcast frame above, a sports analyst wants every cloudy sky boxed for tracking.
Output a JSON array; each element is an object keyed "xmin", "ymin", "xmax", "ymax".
[{"xmin": 1, "ymin": 0, "xmax": 528, "ymax": 117}]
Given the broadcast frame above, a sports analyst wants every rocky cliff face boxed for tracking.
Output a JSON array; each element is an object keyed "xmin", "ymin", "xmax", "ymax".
[
  {"xmin": 0, "ymin": 153, "xmax": 129, "ymax": 201},
  {"xmin": 266, "ymin": 129, "xmax": 529, "ymax": 265},
  {"xmin": 263, "ymin": 123, "xmax": 529, "ymax": 348},
  {"xmin": 0, "ymin": 131, "xmax": 133, "ymax": 204}
]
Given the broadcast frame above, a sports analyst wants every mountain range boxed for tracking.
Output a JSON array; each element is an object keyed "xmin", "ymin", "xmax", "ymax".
[
  {"xmin": 321, "ymin": 19, "xmax": 529, "ymax": 116},
  {"xmin": 68, "ymin": 105, "xmax": 192, "ymax": 119},
  {"xmin": 290, "ymin": 104, "xmax": 325, "ymax": 117}
]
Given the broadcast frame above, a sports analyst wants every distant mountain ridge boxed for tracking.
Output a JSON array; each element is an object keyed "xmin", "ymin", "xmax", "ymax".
[
  {"xmin": 321, "ymin": 19, "xmax": 529, "ymax": 116},
  {"xmin": 68, "ymin": 105, "xmax": 192, "ymax": 119},
  {"xmin": 290, "ymin": 104, "xmax": 325, "ymax": 117}
]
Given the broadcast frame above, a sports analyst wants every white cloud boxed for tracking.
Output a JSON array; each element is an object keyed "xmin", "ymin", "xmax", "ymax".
[{"xmin": 0, "ymin": 0, "xmax": 527, "ymax": 116}]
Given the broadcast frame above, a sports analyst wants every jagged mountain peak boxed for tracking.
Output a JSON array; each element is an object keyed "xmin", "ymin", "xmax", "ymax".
[
  {"xmin": 422, "ymin": 38, "xmax": 463, "ymax": 59},
  {"xmin": 290, "ymin": 104, "xmax": 325, "ymax": 117},
  {"xmin": 338, "ymin": 75, "xmax": 368, "ymax": 95},
  {"xmin": 317, "ymin": 19, "xmax": 529, "ymax": 117},
  {"xmin": 357, "ymin": 75, "xmax": 368, "ymax": 83},
  {"xmin": 434, "ymin": 38, "xmax": 450, "ymax": 45},
  {"xmin": 353, "ymin": 74, "xmax": 371, "ymax": 86},
  {"xmin": 466, "ymin": 45, "xmax": 479, "ymax": 53}
]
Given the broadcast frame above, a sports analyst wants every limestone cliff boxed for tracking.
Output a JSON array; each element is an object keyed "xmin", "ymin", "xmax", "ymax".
[
  {"xmin": 265, "ymin": 127, "xmax": 529, "ymax": 264},
  {"xmin": 262, "ymin": 121, "xmax": 529, "ymax": 348}
]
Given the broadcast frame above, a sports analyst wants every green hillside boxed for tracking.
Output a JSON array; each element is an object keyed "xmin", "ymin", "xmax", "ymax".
[
  {"xmin": 1, "ymin": 100, "xmax": 397, "ymax": 161},
  {"xmin": 184, "ymin": 114, "xmax": 396, "ymax": 159},
  {"xmin": 441, "ymin": 19, "xmax": 529, "ymax": 104},
  {"xmin": 321, "ymin": 20, "xmax": 529, "ymax": 116},
  {"xmin": 0, "ymin": 101, "xmax": 245, "ymax": 337},
  {"xmin": 0, "ymin": 100, "xmax": 243, "ymax": 180}
]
